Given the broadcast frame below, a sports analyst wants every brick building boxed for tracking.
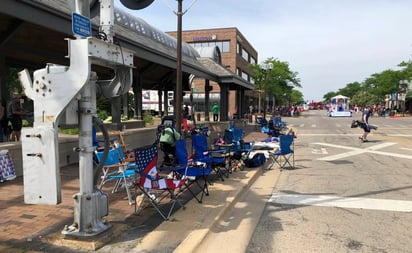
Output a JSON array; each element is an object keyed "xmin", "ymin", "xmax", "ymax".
[{"xmin": 167, "ymin": 27, "xmax": 258, "ymax": 119}]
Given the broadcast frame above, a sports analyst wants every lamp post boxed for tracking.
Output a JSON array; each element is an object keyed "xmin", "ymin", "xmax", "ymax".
[
  {"xmin": 175, "ymin": 0, "xmax": 183, "ymax": 134},
  {"xmin": 260, "ymin": 63, "xmax": 273, "ymax": 120},
  {"xmin": 399, "ymin": 80, "xmax": 409, "ymax": 117},
  {"xmin": 257, "ymin": 89, "xmax": 263, "ymax": 116}
]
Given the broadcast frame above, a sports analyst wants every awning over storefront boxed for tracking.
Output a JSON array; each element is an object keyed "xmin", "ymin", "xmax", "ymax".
[{"xmin": 1, "ymin": 0, "xmax": 255, "ymax": 93}]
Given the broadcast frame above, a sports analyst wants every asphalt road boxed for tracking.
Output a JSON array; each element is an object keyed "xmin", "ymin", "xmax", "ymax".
[{"xmin": 246, "ymin": 110, "xmax": 412, "ymax": 253}]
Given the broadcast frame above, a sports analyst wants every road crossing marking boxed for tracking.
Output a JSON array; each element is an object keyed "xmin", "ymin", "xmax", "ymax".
[
  {"xmin": 269, "ymin": 193, "xmax": 412, "ymax": 212},
  {"xmin": 300, "ymin": 134, "xmax": 360, "ymax": 136},
  {"xmin": 388, "ymin": 134, "xmax": 412, "ymax": 137},
  {"xmin": 311, "ymin": 148, "xmax": 328, "ymax": 154},
  {"xmin": 311, "ymin": 142, "xmax": 412, "ymax": 161}
]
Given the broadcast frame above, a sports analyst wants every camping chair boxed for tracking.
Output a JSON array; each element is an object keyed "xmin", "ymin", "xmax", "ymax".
[
  {"xmin": 95, "ymin": 149, "xmax": 136, "ymax": 205},
  {"xmin": 268, "ymin": 116, "xmax": 288, "ymax": 137},
  {"xmin": 112, "ymin": 141, "xmax": 137, "ymax": 166},
  {"xmin": 223, "ymin": 127, "xmax": 253, "ymax": 171},
  {"xmin": 109, "ymin": 131, "xmax": 135, "ymax": 161},
  {"xmin": 134, "ymin": 143, "xmax": 186, "ymax": 220},
  {"xmin": 209, "ymin": 131, "xmax": 232, "ymax": 181},
  {"xmin": 174, "ymin": 137, "xmax": 212, "ymax": 203},
  {"xmin": 270, "ymin": 134, "xmax": 295, "ymax": 171}
]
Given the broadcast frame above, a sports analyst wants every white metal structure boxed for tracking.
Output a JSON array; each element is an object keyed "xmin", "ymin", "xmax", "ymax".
[{"xmin": 18, "ymin": 0, "xmax": 143, "ymax": 237}]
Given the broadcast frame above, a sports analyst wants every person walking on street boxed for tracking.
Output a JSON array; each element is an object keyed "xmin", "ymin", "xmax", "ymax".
[
  {"xmin": 359, "ymin": 105, "xmax": 372, "ymax": 142},
  {"xmin": 212, "ymin": 103, "xmax": 219, "ymax": 122}
]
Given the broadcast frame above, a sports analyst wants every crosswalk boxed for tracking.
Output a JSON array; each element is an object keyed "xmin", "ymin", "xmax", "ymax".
[
  {"xmin": 286, "ymin": 122, "xmax": 412, "ymax": 138},
  {"xmin": 290, "ymin": 123, "xmax": 411, "ymax": 129},
  {"xmin": 269, "ymin": 193, "xmax": 412, "ymax": 212}
]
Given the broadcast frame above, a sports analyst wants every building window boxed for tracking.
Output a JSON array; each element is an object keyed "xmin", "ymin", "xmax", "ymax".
[
  {"xmin": 241, "ymin": 71, "xmax": 249, "ymax": 80},
  {"xmin": 189, "ymin": 41, "xmax": 230, "ymax": 53},
  {"xmin": 221, "ymin": 41, "xmax": 230, "ymax": 52},
  {"xmin": 250, "ymin": 56, "xmax": 256, "ymax": 65},
  {"xmin": 242, "ymin": 48, "xmax": 249, "ymax": 61},
  {"xmin": 237, "ymin": 43, "xmax": 241, "ymax": 54}
]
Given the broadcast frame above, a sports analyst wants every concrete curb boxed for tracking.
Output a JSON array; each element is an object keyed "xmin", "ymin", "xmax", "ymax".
[
  {"xmin": 174, "ymin": 166, "xmax": 265, "ymax": 253},
  {"xmin": 132, "ymin": 164, "xmax": 267, "ymax": 253}
]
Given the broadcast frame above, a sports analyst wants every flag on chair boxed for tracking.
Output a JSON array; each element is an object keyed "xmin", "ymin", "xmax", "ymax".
[{"xmin": 135, "ymin": 144, "xmax": 185, "ymax": 190}]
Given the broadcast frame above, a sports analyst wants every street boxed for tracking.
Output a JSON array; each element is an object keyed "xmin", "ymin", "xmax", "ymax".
[{"xmin": 247, "ymin": 110, "xmax": 412, "ymax": 253}]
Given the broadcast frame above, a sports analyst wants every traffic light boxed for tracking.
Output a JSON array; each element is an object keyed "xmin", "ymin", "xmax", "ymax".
[{"xmin": 120, "ymin": 0, "xmax": 155, "ymax": 10}]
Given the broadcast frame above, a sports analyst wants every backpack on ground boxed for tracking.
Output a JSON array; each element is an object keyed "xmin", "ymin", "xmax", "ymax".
[{"xmin": 244, "ymin": 153, "xmax": 266, "ymax": 168}]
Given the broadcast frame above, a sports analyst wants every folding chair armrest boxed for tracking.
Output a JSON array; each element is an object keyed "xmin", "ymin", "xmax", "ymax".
[
  {"xmin": 121, "ymin": 157, "xmax": 135, "ymax": 163},
  {"xmin": 103, "ymin": 163, "xmax": 128, "ymax": 169}
]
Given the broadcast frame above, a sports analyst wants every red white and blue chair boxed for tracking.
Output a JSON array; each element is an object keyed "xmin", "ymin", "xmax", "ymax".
[{"xmin": 134, "ymin": 143, "xmax": 187, "ymax": 220}]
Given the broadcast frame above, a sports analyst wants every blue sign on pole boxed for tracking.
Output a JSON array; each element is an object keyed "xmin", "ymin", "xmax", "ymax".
[{"xmin": 72, "ymin": 12, "xmax": 91, "ymax": 38}]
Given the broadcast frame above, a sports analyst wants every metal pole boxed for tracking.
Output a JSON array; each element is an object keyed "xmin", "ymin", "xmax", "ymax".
[
  {"xmin": 263, "ymin": 70, "xmax": 267, "ymax": 120},
  {"xmin": 175, "ymin": 0, "xmax": 183, "ymax": 134}
]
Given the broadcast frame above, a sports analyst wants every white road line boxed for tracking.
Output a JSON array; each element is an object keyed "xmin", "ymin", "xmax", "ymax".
[
  {"xmin": 311, "ymin": 142, "xmax": 412, "ymax": 161},
  {"xmin": 311, "ymin": 148, "xmax": 328, "ymax": 154},
  {"xmin": 269, "ymin": 193, "xmax": 412, "ymax": 212},
  {"xmin": 295, "ymin": 133, "xmax": 412, "ymax": 137},
  {"xmin": 299, "ymin": 134, "xmax": 360, "ymax": 136},
  {"xmin": 313, "ymin": 142, "xmax": 396, "ymax": 151}
]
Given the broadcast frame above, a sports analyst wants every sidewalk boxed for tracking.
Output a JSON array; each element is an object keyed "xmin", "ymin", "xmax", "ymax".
[{"xmin": 0, "ymin": 126, "xmax": 270, "ymax": 252}]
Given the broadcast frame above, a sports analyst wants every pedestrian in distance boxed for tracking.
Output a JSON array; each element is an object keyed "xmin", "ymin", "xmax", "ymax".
[
  {"xmin": 7, "ymin": 93, "xmax": 26, "ymax": 141},
  {"xmin": 183, "ymin": 104, "xmax": 189, "ymax": 119},
  {"xmin": 212, "ymin": 102, "xmax": 219, "ymax": 122},
  {"xmin": 0, "ymin": 101, "xmax": 5, "ymax": 142}
]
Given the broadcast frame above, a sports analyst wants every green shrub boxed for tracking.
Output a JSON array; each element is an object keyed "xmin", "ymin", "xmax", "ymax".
[
  {"xmin": 58, "ymin": 128, "xmax": 79, "ymax": 135},
  {"xmin": 98, "ymin": 110, "xmax": 108, "ymax": 121},
  {"xmin": 22, "ymin": 119, "xmax": 30, "ymax": 127},
  {"xmin": 143, "ymin": 114, "xmax": 154, "ymax": 125}
]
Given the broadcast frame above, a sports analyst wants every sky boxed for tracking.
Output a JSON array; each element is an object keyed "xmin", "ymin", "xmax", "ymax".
[{"xmin": 114, "ymin": 0, "xmax": 412, "ymax": 102}]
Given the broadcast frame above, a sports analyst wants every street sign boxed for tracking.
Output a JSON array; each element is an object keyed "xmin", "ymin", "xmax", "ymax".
[{"xmin": 72, "ymin": 12, "xmax": 91, "ymax": 38}]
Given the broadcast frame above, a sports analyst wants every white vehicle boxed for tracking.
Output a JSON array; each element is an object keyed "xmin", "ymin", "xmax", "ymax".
[{"xmin": 142, "ymin": 90, "xmax": 174, "ymax": 115}]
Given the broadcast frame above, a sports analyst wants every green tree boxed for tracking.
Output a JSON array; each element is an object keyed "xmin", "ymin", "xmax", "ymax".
[
  {"xmin": 323, "ymin": 91, "xmax": 338, "ymax": 103},
  {"xmin": 7, "ymin": 68, "xmax": 23, "ymax": 96},
  {"xmin": 337, "ymin": 82, "xmax": 362, "ymax": 99},
  {"xmin": 398, "ymin": 60, "xmax": 412, "ymax": 98},
  {"xmin": 323, "ymin": 59, "xmax": 412, "ymax": 107},
  {"xmin": 250, "ymin": 57, "xmax": 301, "ymax": 108},
  {"xmin": 290, "ymin": 89, "xmax": 304, "ymax": 105}
]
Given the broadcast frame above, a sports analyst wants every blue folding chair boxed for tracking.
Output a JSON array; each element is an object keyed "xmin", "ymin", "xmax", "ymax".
[
  {"xmin": 268, "ymin": 116, "xmax": 288, "ymax": 137},
  {"xmin": 134, "ymin": 143, "xmax": 187, "ymax": 220},
  {"xmin": 223, "ymin": 127, "xmax": 253, "ymax": 171},
  {"xmin": 270, "ymin": 134, "xmax": 295, "ymax": 171},
  {"xmin": 174, "ymin": 138, "xmax": 212, "ymax": 203},
  {"xmin": 95, "ymin": 149, "xmax": 136, "ymax": 205}
]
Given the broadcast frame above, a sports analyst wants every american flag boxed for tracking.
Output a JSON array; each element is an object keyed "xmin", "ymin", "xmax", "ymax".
[
  {"xmin": 135, "ymin": 144, "xmax": 159, "ymax": 185},
  {"xmin": 135, "ymin": 143, "xmax": 185, "ymax": 190}
]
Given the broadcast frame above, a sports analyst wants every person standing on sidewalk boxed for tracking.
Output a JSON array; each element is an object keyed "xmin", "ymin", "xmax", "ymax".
[
  {"xmin": 7, "ymin": 93, "xmax": 26, "ymax": 141},
  {"xmin": 212, "ymin": 103, "xmax": 219, "ymax": 122}
]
